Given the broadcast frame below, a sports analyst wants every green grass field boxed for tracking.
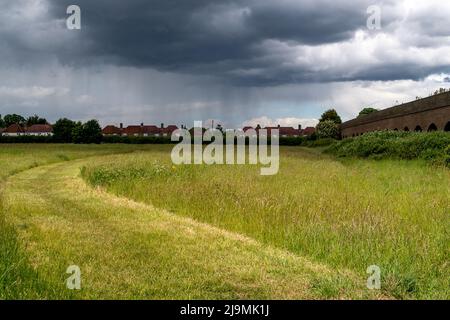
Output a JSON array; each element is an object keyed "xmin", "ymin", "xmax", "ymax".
[{"xmin": 1, "ymin": 144, "xmax": 448, "ymax": 299}]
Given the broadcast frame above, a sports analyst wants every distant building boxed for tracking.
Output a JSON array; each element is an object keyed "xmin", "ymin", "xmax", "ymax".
[
  {"xmin": 341, "ymin": 91, "xmax": 450, "ymax": 138},
  {"xmin": 26, "ymin": 124, "xmax": 53, "ymax": 136},
  {"xmin": 102, "ymin": 125, "xmax": 122, "ymax": 136},
  {"xmin": 243, "ymin": 125, "xmax": 315, "ymax": 137},
  {"xmin": 1, "ymin": 124, "xmax": 53, "ymax": 136},
  {"xmin": 302, "ymin": 127, "xmax": 316, "ymax": 136},
  {"xmin": 101, "ymin": 123, "xmax": 316, "ymax": 138},
  {"xmin": 102, "ymin": 123, "xmax": 179, "ymax": 137},
  {"xmin": 2, "ymin": 124, "xmax": 25, "ymax": 136}
]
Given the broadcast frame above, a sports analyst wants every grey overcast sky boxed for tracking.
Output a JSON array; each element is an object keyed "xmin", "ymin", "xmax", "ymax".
[{"xmin": 1, "ymin": 0, "xmax": 450, "ymax": 128}]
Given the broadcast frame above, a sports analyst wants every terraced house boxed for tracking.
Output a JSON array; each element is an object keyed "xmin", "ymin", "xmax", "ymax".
[
  {"xmin": 102, "ymin": 123, "xmax": 178, "ymax": 137},
  {"xmin": 1, "ymin": 124, "xmax": 53, "ymax": 137},
  {"xmin": 243, "ymin": 125, "xmax": 316, "ymax": 137}
]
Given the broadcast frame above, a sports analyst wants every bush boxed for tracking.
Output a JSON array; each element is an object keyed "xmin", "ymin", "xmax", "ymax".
[
  {"xmin": 316, "ymin": 120, "xmax": 340, "ymax": 139},
  {"xmin": 53, "ymin": 118, "xmax": 76, "ymax": 143},
  {"xmin": 444, "ymin": 145, "xmax": 450, "ymax": 167},
  {"xmin": 279, "ymin": 136, "xmax": 307, "ymax": 146},
  {"xmin": 0, "ymin": 135, "xmax": 54, "ymax": 143},
  {"xmin": 326, "ymin": 131, "xmax": 450, "ymax": 165},
  {"xmin": 72, "ymin": 120, "xmax": 102, "ymax": 144},
  {"xmin": 303, "ymin": 138, "xmax": 336, "ymax": 148},
  {"xmin": 101, "ymin": 135, "xmax": 174, "ymax": 144}
]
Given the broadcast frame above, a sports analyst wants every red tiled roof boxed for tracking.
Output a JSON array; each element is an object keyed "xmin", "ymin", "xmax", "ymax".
[
  {"xmin": 103, "ymin": 124, "xmax": 180, "ymax": 136},
  {"xmin": 302, "ymin": 127, "xmax": 315, "ymax": 135},
  {"xmin": 102, "ymin": 125, "xmax": 122, "ymax": 135},
  {"xmin": 272, "ymin": 127, "xmax": 300, "ymax": 136},
  {"xmin": 123, "ymin": 125, "xmax": 142, "ymax": 135},
  {"xmin": 243, "ymin": 126, "xmax": 308, "ymax": 136},
  {"xmin": 4, "ymin": 124, "xmax": 25, "ymax": 133},
  {"xmin": 26, "ymin": 124, "xmax": 53, "ymax": 133},
  {"xmin": 142, "ymin": 125, "xmax": 160, "ymax": 134},
  {"xmin": 122, "ymin": 125, "xmax": 171, "ymax": 135},
  {"xmin": 261, "ymin": 127, "xmax": 301, "ymax": 136},
  {"xmin": 161, "ymin": 125, "xmax": 178, "ymax": 134}
]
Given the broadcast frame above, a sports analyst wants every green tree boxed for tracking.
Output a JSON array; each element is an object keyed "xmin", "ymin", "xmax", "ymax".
[
  {"xmin": 72, "ymin": 120, "xmax": 102, "ymax": 144},
  {"xmin": 4, "ymin": 114, "xmax": 26, "ymax": 127},
  {"xmin": 358, "ymin": 107, "xmax": 379, "ymax": 117},
  {"xmin": 26, "ymin": 114, "xmax": 48, "ymax": 126},
  {"xmin": 319, "ymin": 109, "xmax": 342, "ymax": 124},
  {"xmin": 0, "ymin": 115, "xmax": 5, "ymax": 128},
  {"xmin": 71, "ymin": 121, "xmax": 84, "ymax": 144},
  {"xmin": 53, "ymin": 118, "xmax": 76, "ymax": 143},
  {"xmin": 316, "ymin": 120, "xmax": 340, "ymax": 139},
  {"xmin": 83, "ymin": 119, "xmax": 102, "ymax": 144}
]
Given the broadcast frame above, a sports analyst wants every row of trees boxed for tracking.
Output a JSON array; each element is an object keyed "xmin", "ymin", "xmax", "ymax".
[
  {"xmin": 0, "ymin": 114, "xmax": 102, "ymax": 144},
  {"xmin": 0, "ymin": 114, "xmax": 48, "ymax": 128}
]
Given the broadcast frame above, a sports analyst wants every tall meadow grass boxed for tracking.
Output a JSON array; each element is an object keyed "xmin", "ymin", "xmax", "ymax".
[{"xmin": 82, "ymin": 147, "xmax": 450, "ymax": 299}]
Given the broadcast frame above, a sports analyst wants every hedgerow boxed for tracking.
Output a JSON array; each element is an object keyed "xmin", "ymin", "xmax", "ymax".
[{"xmin": 325, "ymin": 131, "xmax": 450, "ymax": 165}]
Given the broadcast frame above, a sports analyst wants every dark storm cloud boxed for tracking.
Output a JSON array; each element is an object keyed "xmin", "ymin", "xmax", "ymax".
[
  {"xmin": 2, "ymin": 0, "xmax": 450, "ymax": 89},
  {"xmin": 44, "ymin": 0, "xmax": 387, "ymax": 85}
]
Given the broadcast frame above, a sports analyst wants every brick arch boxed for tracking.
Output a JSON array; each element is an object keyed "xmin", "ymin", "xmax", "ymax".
[
  {"xmin": 414, "ymin": 125, "xmax": 423, "ymax": 132},
  {"xmin": 404, "ymin": 126, "xmax": 410, "ymax": 131},
  {"xmin": 427, "ymin": 123, "xmax": 438, "ymax": 132},
  {"xmin": 340, "ymin": 92, "xmax": 450, "ymax": 138},
  {"xmin": 445, "ymin": 121, "xmax": 450, "ymax": 132}
]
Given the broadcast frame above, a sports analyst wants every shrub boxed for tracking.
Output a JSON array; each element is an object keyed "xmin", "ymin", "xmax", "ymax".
[
  {"xmin": 0, "ymin": 135, "xmax": 53, "ymax": 143},
  {"xmin": 444, "ymin": 145, "xmax": 450, "ymax": 167},
  {"xmin": 316, "ymin": 120, "xmax": 340, "ymax": 139},
  {"xmin": 326, "ymin": 131, "xmax": 450, "ymax": 165},
  {"xmin": 279, "ymin": 136, "xmax": 306, "ymax": 146},
  {"xmin": 72, "ymin": 120, "xmax": 102, "ymax": 144},
  {"xmin": 303, "ymin": 138, "xmax": 336, "ymax": 148},
  {"xmin": 101, "ymin": 135, "xmax": 174, "ymax": 144},
  {"xmin": 53, "ymin": 118, "xmax": 76, "ymax": 143}
]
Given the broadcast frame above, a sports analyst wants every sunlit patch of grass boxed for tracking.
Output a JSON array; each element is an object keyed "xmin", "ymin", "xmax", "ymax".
[
  {"xmin": 2, "ymin": 156, "xmax": 379, "ymax": 299},
  {"xmin": 1, "ymin": 144, "xmax": 447, "ymax": 299},
  {"xmin": 82, "ymin": 147, "xmax": 450, "ymax": 299},
  {"xmin": 0, "ymin": 144, "xmax": 169, "ymax": 299}
]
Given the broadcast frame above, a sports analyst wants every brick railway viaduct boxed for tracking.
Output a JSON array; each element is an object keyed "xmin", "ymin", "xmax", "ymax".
[{"xmin": 341, "ymin": 91, "xmax": 450, "ymax": 138}]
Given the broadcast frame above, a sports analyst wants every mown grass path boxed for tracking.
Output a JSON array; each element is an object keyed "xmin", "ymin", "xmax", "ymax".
[{"xmin": 2, "ymin": 156, "xmax": 382, "ymax": 299}]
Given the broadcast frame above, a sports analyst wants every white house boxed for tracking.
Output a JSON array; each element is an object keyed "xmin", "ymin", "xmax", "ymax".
[{"xmin": 1, "ymin": 124, "xmax": 53, "ymax": 136}]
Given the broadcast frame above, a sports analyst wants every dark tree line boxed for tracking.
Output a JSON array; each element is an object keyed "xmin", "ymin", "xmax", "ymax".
[
  {"xmin": 0, "ymin": 113, "xmax": 48, "ymax": 127},
  {"xmin": 52, "ymin": 118, "xmax": 102, "ymax": 144}
]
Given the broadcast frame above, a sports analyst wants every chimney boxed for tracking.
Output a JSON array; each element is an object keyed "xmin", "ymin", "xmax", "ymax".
[
  {"xmin": 278, "ymin": 124, "xmax": 281, "ymax": 128},
  {"xmin": 161, "ymin": 123, "xmax": 164, "ymax": 129},
  {"xmin": 141, "ymin": 122, "xmax": 144, "ymax": 128},
  {"xmin": 298, "ymin": 124, "xmax": 302, "ymax": 131},
  {"xmin": 120, "ymin": 123, "xmax": 123, "ymax": 129}
]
